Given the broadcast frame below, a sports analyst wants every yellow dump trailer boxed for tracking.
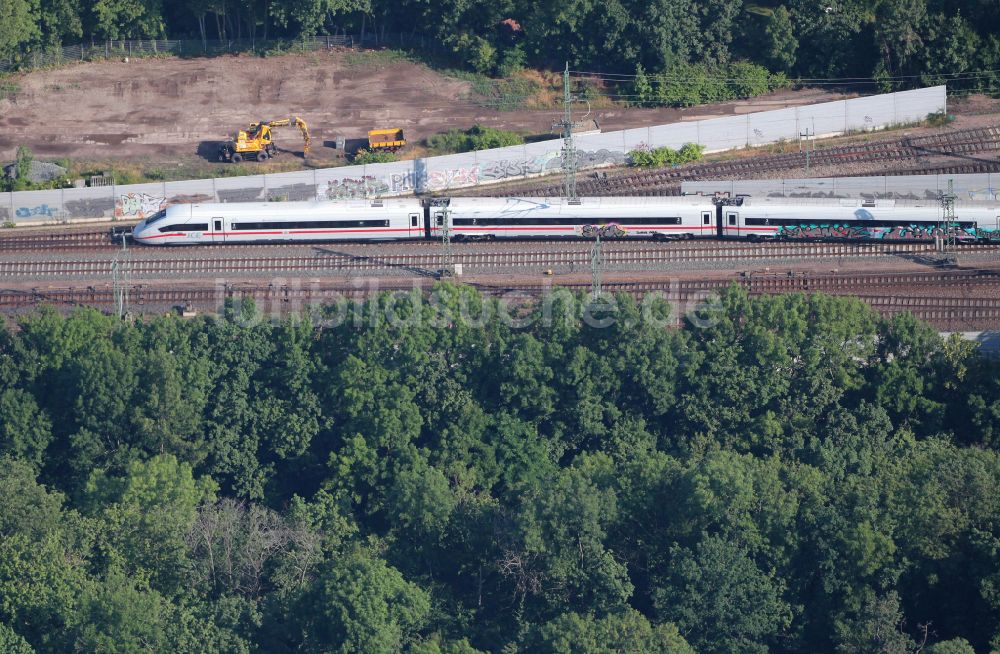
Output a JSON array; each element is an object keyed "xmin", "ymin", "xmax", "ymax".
[{"xmin": 367, "ymin": 128, "xmax": 406, "ymax": 152}]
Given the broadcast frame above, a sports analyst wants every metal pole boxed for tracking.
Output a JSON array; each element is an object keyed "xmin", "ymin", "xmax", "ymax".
[
  {"xmin": 441, "ymin": 204, "xmax": 453, "ymax": 274},
  {"xmin": 939, "ymin": 178, "xmax": 956, "ymax": 252},
  {"xmin": 591, "ymin": 232, "xmax": 602, "ymax": 297},
  {"xmin": 551, "ymin": 62, "xmax": 578, "ymax": 200}
]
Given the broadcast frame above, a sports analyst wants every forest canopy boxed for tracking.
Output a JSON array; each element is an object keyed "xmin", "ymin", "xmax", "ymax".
[
  {"xmin": 2, "ymin": 0, "xmax": 999, "ymax": 94},
  {"xmin": 0, "ymin": 285, "xmax": 999, "ymax": 652}
]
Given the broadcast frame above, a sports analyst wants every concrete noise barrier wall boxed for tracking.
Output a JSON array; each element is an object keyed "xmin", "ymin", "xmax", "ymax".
[{"xmin": 682, "ymin": 171, "xmax": 1000, "ymax": 202}]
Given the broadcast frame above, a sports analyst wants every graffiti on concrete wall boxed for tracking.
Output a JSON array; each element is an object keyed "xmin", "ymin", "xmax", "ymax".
[
  {"xmin": 116, "ymin": 192, "xmax": 165, "ymax": 219},
  {"xmin": 318, "ymin": 149, "xmax": 627, "ymax": 199},
  {"xmin": 967, "ymin": 187, "xmax": 1000, "ymax": 202},
  {"xmin": 217, "ymin": 188, "xmax": 264, "ymax": 203},
  {"xmin": 15, "ymin": 204, "xmax": 57, "ymax": 218},
  {"xmin": 65, "ymin": 197, "xmax": 116, "ymax": 218},
  {"xmin": 480, "ymin": 156, "xmax": 551, "ymax": 182},
  {"xmin": 324, "ymin": 176, "xmax": 390, "ymax": 200},
  {"xmin": 776, "ymin": 223, "xmax": 979, "ymax": 241},
  {"xmin": 266, "ymin": 184, "xmax": 318, "ymax": 202},
  {"xmin": 387, "ymin": 171, "xmax": 423, "ymax": 194},
  {"xmin": 426, "ymin": 167, "xmax": 479, "ymax": 190}
]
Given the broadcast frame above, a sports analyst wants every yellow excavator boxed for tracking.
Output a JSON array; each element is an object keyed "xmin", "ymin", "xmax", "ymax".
[{"xmin": 219, "ymin": 116, "xmax": 311, "ymax": 163}]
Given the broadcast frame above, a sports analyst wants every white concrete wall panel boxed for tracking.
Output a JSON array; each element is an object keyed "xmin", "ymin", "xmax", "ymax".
[{"xmin": 682, "ymin": 170, "xmax": 999, "ymax": 202}]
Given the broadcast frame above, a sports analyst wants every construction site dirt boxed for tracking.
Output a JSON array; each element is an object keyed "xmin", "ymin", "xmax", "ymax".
[{"xmin": 0, "ymin": 50, "xmax": 857, "ymax": 165}]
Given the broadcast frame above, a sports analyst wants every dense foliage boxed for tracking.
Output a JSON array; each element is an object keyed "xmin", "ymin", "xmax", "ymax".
[
  {"xmin": 426, "ymin": 125, "xmax": 525, "ymax": 155},
  {"xmin": 352, "ymin": 148, "xmax": 397, "ymax": 164},
  {"xmin": 3, "ymin": 0, "xmax": 999, "ymax": 95},
  {"xmin": 1, "ymin": 285, "xmax": 999, "ymax": 652},
  {"xmin": 627, "ymin": 143, "xmax": 705, "ymax": 168}
]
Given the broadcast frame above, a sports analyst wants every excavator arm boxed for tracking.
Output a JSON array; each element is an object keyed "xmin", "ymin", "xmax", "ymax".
[
  {"xmin": 255, "ymin": 117, "xmax": 310, "ymax": 155},
  {"xmin": 293, "ymin": 117, "xmax": 311, "ymax": 156}
]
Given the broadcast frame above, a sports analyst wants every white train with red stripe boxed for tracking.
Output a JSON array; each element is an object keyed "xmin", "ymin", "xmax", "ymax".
[
  {"xmin": 132, "ymin": 198, "xmax": 425, "ymax": 244},
  {"xmin": 130, "ymin": 195, "xmax": 1000, "ymax": 245}
]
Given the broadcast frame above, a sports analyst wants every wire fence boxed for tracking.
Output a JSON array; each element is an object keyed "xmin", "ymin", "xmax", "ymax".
[{"xmin": 0, "ymin": 33, "xmax": 449, "ymax": 76}]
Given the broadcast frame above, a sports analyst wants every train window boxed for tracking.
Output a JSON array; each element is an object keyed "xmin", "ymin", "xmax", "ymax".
[
  {"xmin": 232, "ymin": 220, "xmax": 390, "ymax": 230},
  {"xmin": 435, "ymin": 213, "xmax": 444, "ymax": 226},
  {"xmin": 727, "ymin": 213, "xmax": 737, "ymax": 226},
  {"xmin": 410, "ymin": 214, "xmax": 419, "ymax": 227},
  {"xmin": 147, "ymin": 210, "xmax": 167, "ymax": 224},
  {"xmin": 450, "ymin": 216, "xmax": 683, "ymax": 226},
  {"xmin": 702, "ymin": 212, "xmax": 711, "ymax": 225},
  {"xmin": 158, "ymin": 223, "xmax": 208, "ymax": 232}
]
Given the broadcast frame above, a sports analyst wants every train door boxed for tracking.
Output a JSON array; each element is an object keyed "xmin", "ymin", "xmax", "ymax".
[
  {"xmin": 724, "ymin": 210, "xmax": 739, "ymax": 238},
  {"xmin": 408, "ymin": 212, "xmax": 421, "ymax": 238},
  {"xmin": 701, "ymin": 210, "xmax": 713, "ymax": 238},
  {"xmin": 211, "ymin": 217, "xmax": 225, "ymax": 243},
  {"xmin": 432, "ymin": 210, "xmax": 445, "ymax": 238}
]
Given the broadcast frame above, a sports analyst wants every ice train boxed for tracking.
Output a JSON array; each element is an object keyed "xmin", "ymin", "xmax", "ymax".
[{"xmin": 130, "ymin": 196, "xmax": 1000, "ymax": 245}]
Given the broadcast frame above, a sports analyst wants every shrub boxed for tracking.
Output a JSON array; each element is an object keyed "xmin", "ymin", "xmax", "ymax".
[
  {"xmin": 15, "ymin": 146, "xmax": 33, "ymax": 182},
  {"xmin": 353, "ymin": 149, "xmax": 397, "ymax": 164},
  {"xmin": 628, "ymin": 143, "xmax": 705, "ymax": 168},
  {"xmin": 926, "ymin": 111, "xmax": 954, "ymax": 127},
  {"xmin": 466, "ymin": 124, "xmax": 523, "ymax": 150},
  {"xmin": 425, "ymin": 125, "xmax": 524, "ymax": 154},
  {"xmin": 497, "ymin": 45, "xmax": 526, "ymax": 78},
  {"xmin": 632, "ymin": 61, "xmax": 787, "ymax": 108}
]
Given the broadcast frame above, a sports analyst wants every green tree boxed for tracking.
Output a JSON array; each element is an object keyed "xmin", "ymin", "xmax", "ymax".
[
  {"xmin": 763, "ymin": 6, "xmax": 797, "ymax": 71},
  {"xmin": 0, "ymin": 622, "xmax": 35, "ymax": 654},
  {"xmin": 654, "ymin": 536, "xmax": 792, "ymax": 654},
  {"xmin": 85, "ymin": 454, "xmax": 217, "ymax": 595},
  {"xmin": 0, "ymin": 0, "xmax": 39, "ymax": 61},
  {"xmin": 292, "ymin": 549, "xmax": 431, "ymax": 653},
  {"xmin": 0, "ymin": 456, "xmax": 66, "ymax": 543},
  {"xmin": 0, "ymin": 389, "xmax": 52, "ymax": 467},
  {"xmin": 92, "ymin": 0, "xmax": 166, "ymax": 39},
  {"xmin": 14, "ymin": 146, "xmax": 33, "ymax": 183},
  {"xmin": 533, "ymin": 609, "xmax": 694, "ymax": 653},
  {"xmin": 72, "ymin": 569, "xmax": 171, "ymax": 653},
  {"xmin": 834, "ymin": 591, "xmax": 916, "ymax": 654}
]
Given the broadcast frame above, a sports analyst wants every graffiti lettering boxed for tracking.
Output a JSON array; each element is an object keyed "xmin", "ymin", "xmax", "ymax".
[
  {"xmin": 426, "ymin": 167, "xmax": 479, "ymax": 191},
  {"xmin": 775, "ymin": 223, "xmax": 977, "ymax": 241},
  {"xmin": 388, "ymin": 171, "xmax": 424, "ymax": 193},
  {"xmin": 266, "ymin": 184, "xmax": 317, "ymax": 202},
  {"xmin": 65, "ymin": 198, "xmax": 115, "ymax": 218},
  {"xmin": 15, "ymin": 204, "xmax": 56, "ymax": 218},
  {"xmin": 581, "ymin": 223, "xmax": 627, "ymax": 238},
  {"xmin": 545, "ymin": 149, "xmax": 624, "ymax": 171},
  {"xmin": 967, "ymin": 187, "xmax": 1000, "ymax": 202},
  {"xmin": 481, "ymin": 158, "xmax": 542, "ymax": 181},
  {"xmin": 117, "ymin": 192, "xmax": 165, "ymax": 219},
  {"xmin": 325, "ymin": 176, "xmax": 390, "ymax": 200}
]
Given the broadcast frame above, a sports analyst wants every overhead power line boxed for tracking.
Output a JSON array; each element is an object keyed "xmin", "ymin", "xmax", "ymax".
[{"xmin": 569, "ymin": 68, "xmax": 1000, "ymax": 84}]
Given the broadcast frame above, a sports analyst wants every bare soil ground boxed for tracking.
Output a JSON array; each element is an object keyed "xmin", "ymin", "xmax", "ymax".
[{"xmin": 0, "ymin": 49, "xmax": 848, "ymax": 171}]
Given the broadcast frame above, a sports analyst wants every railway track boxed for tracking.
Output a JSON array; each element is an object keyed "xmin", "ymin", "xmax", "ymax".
[
  {"xmin": 6, "ymin": 272, "xmax": 1000, "ymax": 330},
  {"xmin": 0, "ymin": 228, "xmax": 128, "ymax": 252},
  {"xmin": 1, "ymin": 242, "xmax": 998, "ymax": 277}
]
